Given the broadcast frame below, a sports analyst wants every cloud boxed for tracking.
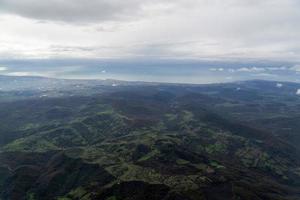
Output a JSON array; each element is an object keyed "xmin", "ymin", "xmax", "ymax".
[
  {"xmin": 290, "ymin": 65, "xmax": 300, "ymax": 72},
  {"xmin": 0, "ymin": 0, "xmax": 141, "ymax": 23},
  {"xmin": 267, "ymin": 66, "xmax": 287, "ymax": 71},
  {"xmin": 210, "ymin": 68, "xmax": 224, "ymax": 72},
  {"xmin": 237, "ymin": 67, "xmax": 266, "ymax": 72},
  {"xmin": 0, "ymin": 0, "xmax": 300, "ymax": 60},
  {"xmin": 252, "ymin": 73, "xmax": 278, "ymax": 77},
  {"xmin": 6, "ymin": 72, "xmax": 32, "ymax": 76},
  {"xmin": 1, "ymin": 65, "xmax": 85, "ymax": 78},
  {"xmin": 0, "ymin": 0, "xmax": 176, "ymax": 23},
  {"xmin": 1, "ymin": 0, "xmax": 296, "ymax": 23},
  {"xmin": 0, "ymin": 66, "xmax": 7, "ymax": 71}
]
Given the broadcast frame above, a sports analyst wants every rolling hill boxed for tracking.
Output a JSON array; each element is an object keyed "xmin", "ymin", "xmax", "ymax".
[{"xmin": 0, "ymin": 76, "xmax": 299, "ymax": 200}]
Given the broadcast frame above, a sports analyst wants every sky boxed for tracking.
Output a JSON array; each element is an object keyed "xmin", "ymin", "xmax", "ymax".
[{"xmin": 0, "ymin": 0, "xmax": 300, "ymax": 83}]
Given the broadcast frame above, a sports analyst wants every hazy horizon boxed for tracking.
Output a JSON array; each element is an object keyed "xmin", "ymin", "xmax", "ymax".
[{"xmin": 0, "ymin": 58, "xmax": 299, "ymax": 84}]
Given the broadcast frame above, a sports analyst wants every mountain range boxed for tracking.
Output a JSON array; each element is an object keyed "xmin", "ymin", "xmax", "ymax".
[{"xmin": 0, "ymin": 76, "xmax": 300, "ymax": 200}]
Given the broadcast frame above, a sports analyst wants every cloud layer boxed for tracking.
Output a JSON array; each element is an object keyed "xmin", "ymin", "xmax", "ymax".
[
  {"xmin": 0, "ymin": 0, "xmax": 300, "ymax": 61},
  {"xmin": 0, "ymin": 0, "xmax": 148, "ymax": 23}
]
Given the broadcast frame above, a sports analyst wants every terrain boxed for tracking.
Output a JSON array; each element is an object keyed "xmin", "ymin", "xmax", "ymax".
[{"xmin": 0, "ymin": 76, "xmax": 300, "ymax": 200}]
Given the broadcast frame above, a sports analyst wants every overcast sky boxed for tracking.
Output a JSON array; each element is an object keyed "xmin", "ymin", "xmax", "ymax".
[
  {"xmin": 0, "ymin": 0, "xmax": 299, "ymax": 60},
  {"xmin": 1, "ymin": 0, "xmax": 300, "ymax": 83}
]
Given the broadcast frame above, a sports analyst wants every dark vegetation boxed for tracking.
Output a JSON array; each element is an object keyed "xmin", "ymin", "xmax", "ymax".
[{"xmin": 0, "ymin": 77, "xmax": 300, "ymax": 199}]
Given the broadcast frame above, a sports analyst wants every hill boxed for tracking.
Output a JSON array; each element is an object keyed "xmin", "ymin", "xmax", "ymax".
[{"xmin": 0, "ymin": 76, "xmax": 299, "ymax": 200}]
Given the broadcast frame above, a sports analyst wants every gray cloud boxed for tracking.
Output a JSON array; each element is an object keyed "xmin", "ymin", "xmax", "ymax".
[
  {"xmin": 0, "ymin": 66, "xmax": 7, "ymax": 71},
  {"xmin": 4, "ymin": 0, "xmax": 297, "ymax": 24},
  {"xmin": 290, "ymin": 65, "xmax": 300, "ymax": 72},
  {"xmin": 0, "ymin": 0, "xmax": 300, "ymax": 61},
  {"xmin": 0, "ymin": 0, "xmax": 152, "ymax": 23},
  {"xmin": 237, "ymin": 67, "xmax": 266, "ymax": 72}
]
